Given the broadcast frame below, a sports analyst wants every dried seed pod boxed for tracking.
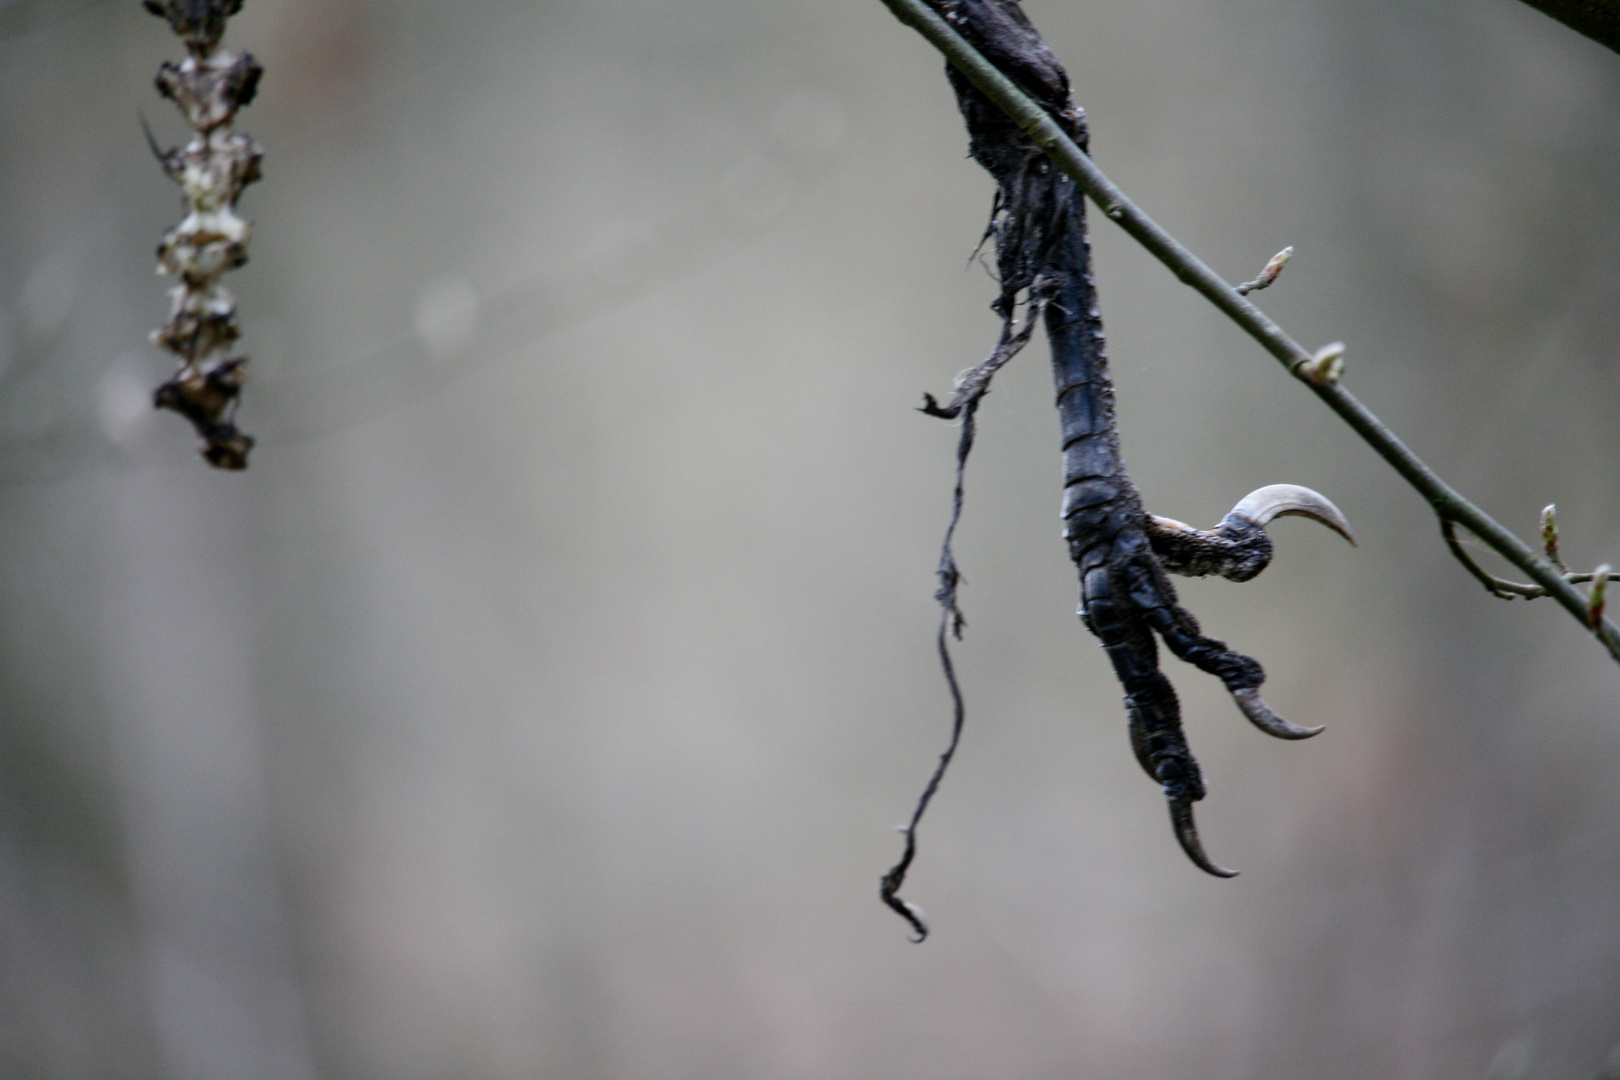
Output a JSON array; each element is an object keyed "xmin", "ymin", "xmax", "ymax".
[{"xmin": 145, "ymin": 0, "xmax": 262, "ymax": 470}]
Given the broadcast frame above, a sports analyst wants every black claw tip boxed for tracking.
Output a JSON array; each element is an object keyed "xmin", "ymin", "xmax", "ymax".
[
  {"xmin": 918, "ymin": 392, "xmax": 961, "ymax": 420},
  {"xmin": 1169, "ymin": 799, "xmax": 1239, "ymax": 878},
  {"xmin": 881, "ymin": 885, "xmax": 929, "ymax": 942}
]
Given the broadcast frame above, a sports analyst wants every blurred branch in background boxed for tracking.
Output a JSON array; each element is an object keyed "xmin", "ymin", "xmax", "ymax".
[
  {"xmin": 1511, "ymin": 0, "xmax": 1620, "ymax": 53},
  {"xmin": 143, "ymin": 0, "xmax": 261, "ymax": 469},
  {"xmin": 878, "ymin": 0, "xmax": 1620, "ymax": 666}
]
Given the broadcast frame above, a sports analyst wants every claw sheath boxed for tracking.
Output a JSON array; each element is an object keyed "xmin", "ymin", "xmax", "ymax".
[
  {"xmin": 1231, "ymin": 484, "xmax": 1356, "ymax": 546},
  {"xmin": 1233, "ymin": 687, "xmax": 1324, "ymax": 740}
]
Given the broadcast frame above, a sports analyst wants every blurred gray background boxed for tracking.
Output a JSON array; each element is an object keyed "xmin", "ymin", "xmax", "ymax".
[{"xmin": 2, "ymin": 0, "xmax": 1619, "ymax": 1077}]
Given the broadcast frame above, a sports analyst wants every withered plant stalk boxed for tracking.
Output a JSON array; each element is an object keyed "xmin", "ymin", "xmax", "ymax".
[{"xmin": 144, "ymin": 0, "xmax": 262, "ymax": 469}]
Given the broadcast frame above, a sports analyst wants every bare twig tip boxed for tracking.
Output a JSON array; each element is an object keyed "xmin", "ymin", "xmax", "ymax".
[
  {"xmin": 1541, "ymin": 504, "xmax": 1566, "ymax": 570},
  {"xmin": 1235, "ymin": 245, "xmax": 1293, "ymax": 295},
  {"xmin": 1589, "ymin": 565, "xmax": 1610, "ymax": 628}
]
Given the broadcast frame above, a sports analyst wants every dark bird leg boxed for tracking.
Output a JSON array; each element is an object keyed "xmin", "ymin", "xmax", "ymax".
[{"xmin": 881, "ymin": 0, "xmax": 1357, "ymax": 934}]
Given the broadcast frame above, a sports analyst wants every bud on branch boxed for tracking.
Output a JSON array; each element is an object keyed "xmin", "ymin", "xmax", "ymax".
[
  {"xmin": 1299, "ymin": 341, "xmax": 1345, "ymax": 386},
  {"xmin": 1235, "ymin": 246, "xmax": 1292, "ymax": 296}
]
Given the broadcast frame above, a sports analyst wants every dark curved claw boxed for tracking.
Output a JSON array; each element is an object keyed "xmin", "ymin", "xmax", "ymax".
[
  {"xmin": 1168, "ymin": 798, "xmax": 1239, "ymax": 878},
  {"xmin": 1230, "ymin": 484, "xmax": 1356, "ymax": 546},
  {"xmin": 1232, "ymin": 687, "xmax": 1324, "ymax": 741}
]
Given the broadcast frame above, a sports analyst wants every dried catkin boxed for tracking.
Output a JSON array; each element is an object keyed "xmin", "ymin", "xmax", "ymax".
[{"xmin": 144, "ymin": 0, "xmax": 262, "ymax": 469}]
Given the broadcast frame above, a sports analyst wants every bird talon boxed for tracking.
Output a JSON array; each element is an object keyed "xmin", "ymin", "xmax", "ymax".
[
  {"xmin": 1168, "ymin": 798, "xmax": 1239, "ymax": 878},
  {"xmin": 1230, "ymin": 484, "xmax": 1355, "ymax": 546},
  {"xmin": 1232, "ymin": 687, "xmax": 1325, "ymax": 740}
]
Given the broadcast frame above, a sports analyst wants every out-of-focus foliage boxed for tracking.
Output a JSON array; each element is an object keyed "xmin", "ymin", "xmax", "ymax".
[{"xmin": 0, "ymin": 1, "xmax": 1617, "ymax": 1078}]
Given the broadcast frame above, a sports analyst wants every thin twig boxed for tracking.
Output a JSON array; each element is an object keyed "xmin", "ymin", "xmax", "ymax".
[
  {"xmin": 1442, "ymin": 519, "xmax": 1533, "ymax": 598},
  {"xmin": 875, "ymin": 0, "xmax": 1620, "ymax": 666},
  {"xmin": 1234, "ymin": 246, "xmax": 1291, "ymax": 296},
  {"xmin": 1441, "ymin": 518, "xmax": 1607, "ymax": 599}
]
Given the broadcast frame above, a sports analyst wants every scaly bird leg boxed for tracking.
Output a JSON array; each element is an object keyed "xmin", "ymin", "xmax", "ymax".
[
  {"xmin": 882, "ymin": 0, "xmax": 1359, "ymax": 922},
  {"xmin": 1080, "ymin": 555, "xmax": 1237, "ymax": 877}
]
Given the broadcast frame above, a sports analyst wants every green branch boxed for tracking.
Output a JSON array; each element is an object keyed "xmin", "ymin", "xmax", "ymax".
[{"xmin": 877, "ymin": 0, "xmax": 1620, "ymax": 665}]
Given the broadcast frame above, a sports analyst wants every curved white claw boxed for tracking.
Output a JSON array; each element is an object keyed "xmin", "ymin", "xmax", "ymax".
[
  {"xmin": 1233, "ymin": 687, "xmax": 1324, "ymax": 740},
  {"xmin": 1230, "ymin": 484, "xmax": 1356, "ymax": 547}
]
